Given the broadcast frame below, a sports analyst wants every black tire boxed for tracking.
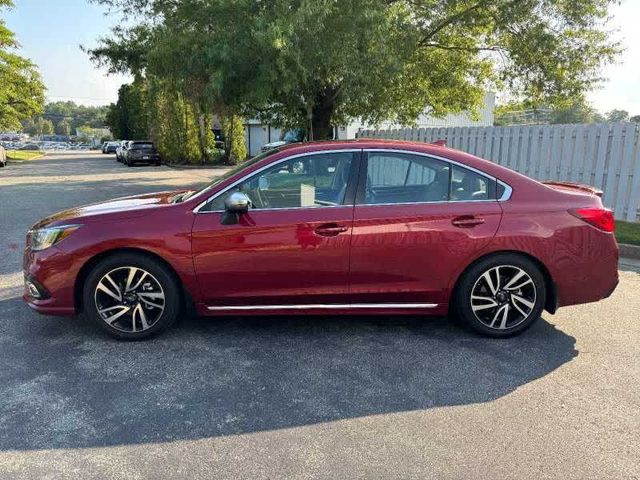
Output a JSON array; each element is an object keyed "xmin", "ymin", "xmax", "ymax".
[
  {"xmin": 155, "ymin": 160, "xmax": 161, "ymax": 166},
  {"xmin": 82, "ymin": 253, "xmax": 181, "ymax": 340},
  {"xmin": 126, "ymin": 158, "xmax": 132, "ymax": 167},
  {"xmin": 452, "ymin": 253, "xmax": 546, "ymax": 338}
]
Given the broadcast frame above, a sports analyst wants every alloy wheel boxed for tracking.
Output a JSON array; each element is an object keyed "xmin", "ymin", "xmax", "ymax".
[
  {"xmin": 470, "ymin": 265, "xmax": 537, "ymax": 330},
  {"xmin": 94, "ymin": 266, "xmax": 165, "ymax": 333}
]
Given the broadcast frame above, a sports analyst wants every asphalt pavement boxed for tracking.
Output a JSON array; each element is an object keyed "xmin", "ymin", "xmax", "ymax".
[{"xmin": 0, "ymin": 153, "xmax": 638, "ymax": 479}]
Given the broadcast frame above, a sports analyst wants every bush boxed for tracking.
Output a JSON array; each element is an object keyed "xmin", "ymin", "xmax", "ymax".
[{"xmin": 221, "ymin": 114, "xmax": 247, "ymax": 165}]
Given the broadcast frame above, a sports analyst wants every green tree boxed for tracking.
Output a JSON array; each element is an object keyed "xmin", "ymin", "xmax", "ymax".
[
  {"xmin": 606, "ymin": 109, "xmax": 629, "ymax": 123},
  {"xmin": 0, "ymin": 0, "xmax": 45, "ymax": 130},
  {"xmin": 146, "ymin": 77, "xmax": 202, "ymax": 164},
  {"xmin": 89, "ymin": 0, "xmax": 621, "ymax": 140},
  {"xmin": 40, "ymin": 117, "xmax": 54, "ymax": 135},
  {"xmin": 104, "ymin": 79, "xmax": 149, "ymax": 140},
  {"xmin": 221, "ymin": 115, "xmax": 247, "ymax": 164},
  {"xmin": 44, "ymin": 101, "xmax": 109, "ymax": 131},
  {"xmin": 495, "ymin": 98, "xmax": 605, "ymax": 125},
  {"xmin": 630, "ymin": 115, "xmax": 640, "ymax": 123},
  {"xmin": 55, "ymin": 118, "xmax": 72, "ymax": 136},
  {"xmin": 22, "ymin": 116, "xmax": 53, "ymax": 136}
]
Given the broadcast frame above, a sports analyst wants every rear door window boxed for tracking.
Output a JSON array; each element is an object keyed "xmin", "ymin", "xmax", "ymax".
[{"xmin": 360, "ymin": 152, "xmax": 450, "ymax": 204}]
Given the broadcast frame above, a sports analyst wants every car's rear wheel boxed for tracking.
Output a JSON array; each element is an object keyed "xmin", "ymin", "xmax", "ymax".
[
  {"xmin": 83, "ymin": 253, "xmax": 180, "ymax": 340},
  {"xmin": 453, "ymin": 254, "xmax": 546, "ymax": 337}
]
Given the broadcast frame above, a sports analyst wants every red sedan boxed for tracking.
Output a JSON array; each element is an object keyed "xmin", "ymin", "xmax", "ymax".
[{"xmin": 23, "ymin": 140, "xmax": 619, "ymax": 339}]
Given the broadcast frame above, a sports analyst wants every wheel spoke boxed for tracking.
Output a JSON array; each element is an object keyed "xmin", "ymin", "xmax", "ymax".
[
  {"xmin": 503, "ymin": 269, "xmax": 526, "ymax": 290},
  {"xmin": 132, "ymin": 303, "xmax": 149, "ymax": 331},
  {"xmin": 98, "ymin": 305, "xmax": 130, "ymax": 325},
  {"xmin": 124, "ymin": 267, "xmax": 138, "ymax": 292},
  {"xmin": 138, "ymin": 297, "xmax": 163, "ymax": 309},
  {"xmin": 97, "ymin": 274, "xmax": 122, "ymax": 302},
  {"xmin": 511, "ymin": 294, "xmax": 534, "ymax": 314},
  {"xmin": 130, "ymin": 271, "xmax": 149, "ymax": 292},
  {"xmin": 482, "ymin": 269, "xmax": 499, "ymax": 296},
  {"xmin": 471, "ymin": 295, "xmax": 498, "ymax": 312},
  {"xmin": 489, "ymin": 304, "xmax": 510, "ymax": 329}
]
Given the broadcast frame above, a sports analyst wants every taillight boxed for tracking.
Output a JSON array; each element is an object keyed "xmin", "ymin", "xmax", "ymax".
[{"xmin": 569, "ymin": 207, "xmax": 615, "ymax": 232}]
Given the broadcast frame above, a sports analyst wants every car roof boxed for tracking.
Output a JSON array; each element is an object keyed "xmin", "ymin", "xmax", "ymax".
[{"xmin": 185, "ymin": 139, "xmax": 551, "ymax": 208}]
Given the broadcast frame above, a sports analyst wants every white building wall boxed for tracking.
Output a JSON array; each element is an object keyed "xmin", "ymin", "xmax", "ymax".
[
  {"xmin": 344, "ymin": 92, "xmax": 495, "ymax": 139},
  {"xmin": 244, "ymin": 92, "xmax": 495, "ymax": 149}
]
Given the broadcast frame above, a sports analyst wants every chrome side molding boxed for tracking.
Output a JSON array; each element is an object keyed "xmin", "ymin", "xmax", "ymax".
[{"xmin": 207, "ymin": 303, "xmax": 439, "ymax": 311}]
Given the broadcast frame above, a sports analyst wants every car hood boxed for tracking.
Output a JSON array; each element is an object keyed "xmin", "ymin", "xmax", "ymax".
[{"xmin": 32, "ymin": 190, "xmax": 185, "ymax": 229}]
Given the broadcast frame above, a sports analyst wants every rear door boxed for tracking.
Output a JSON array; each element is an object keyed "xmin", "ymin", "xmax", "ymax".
[{"xmin": 348, "ymin": 150, "xmax": 503, "ymax": 307}]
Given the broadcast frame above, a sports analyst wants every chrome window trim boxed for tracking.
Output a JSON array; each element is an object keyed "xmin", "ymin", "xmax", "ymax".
[
  {"xmin": 193, "ymin": 147, "xmax": 513, "ymax": 213},
  {"xmin": 497, "ymin": 181, "xmax": 513, "ymax": 201},
  {"xmin": 193, "ymin": 149, "xmax": 362, "ymax": 214},
  {"xmin": 207, "ymin": 303, "xmax": 439, "ymax": 311}
]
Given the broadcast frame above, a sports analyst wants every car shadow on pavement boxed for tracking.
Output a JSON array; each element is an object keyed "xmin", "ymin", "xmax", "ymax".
[{"xmin": 0, "ymin": 297, "xmax": 577, "ymax": 451}]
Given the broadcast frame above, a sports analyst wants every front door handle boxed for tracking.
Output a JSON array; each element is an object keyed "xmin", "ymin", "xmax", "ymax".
[
  {"xmin": 452, "ymin": 215, "xmax": 485, "ymax": 228},
  {"xmin": 314, "ymin": 223, "xmax": 349, "ymax": 237}
]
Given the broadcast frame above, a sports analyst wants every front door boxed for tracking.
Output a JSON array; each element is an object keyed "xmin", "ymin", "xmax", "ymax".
[
  {"xmin": 191, "ymin": 150, "xmax": 358, "ymax": 308},
  {"xmin": 348, "ymin": 150, "xmax": 503, "ymax": 307}
]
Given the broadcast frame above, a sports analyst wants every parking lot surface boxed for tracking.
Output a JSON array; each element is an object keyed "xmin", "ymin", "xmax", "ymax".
[{"xmin": 0, "ymin": 153, "xmax": 638, "ymax": 479}]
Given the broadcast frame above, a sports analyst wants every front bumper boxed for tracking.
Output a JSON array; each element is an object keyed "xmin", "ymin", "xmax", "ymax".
[{"xmin": 22, "ymin": 246, "xmax": 77, "ymax": 316}]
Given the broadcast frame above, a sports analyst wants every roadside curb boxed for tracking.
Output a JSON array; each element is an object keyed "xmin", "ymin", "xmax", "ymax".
[
  {"xmin": 7, "ymin": 154, "xmax": 46, "ymax": 162},
  {"xmin": 619, "ymin": 243, "xmax": 640, "ymax": 260},
  {"xmin": 166, "ymin": 163, "xmax": 229, "ymax": 170}
]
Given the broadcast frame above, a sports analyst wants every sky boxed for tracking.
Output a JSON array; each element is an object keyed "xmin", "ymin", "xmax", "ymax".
[{"xmin": 3, "ymin": 0, "xmax": 640, "ymax": 114}]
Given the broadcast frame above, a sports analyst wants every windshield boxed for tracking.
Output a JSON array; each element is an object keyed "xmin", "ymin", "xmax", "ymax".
[
  {"xmin": 180, "ymin": 149, "xmax": 282, "ymax": 202},
  {"xmin": 280, "ymin": 129, "xmax": 305, "ymax": 142}
]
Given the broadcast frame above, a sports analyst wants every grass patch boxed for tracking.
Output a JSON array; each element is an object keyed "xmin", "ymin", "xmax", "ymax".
[
  {"xmin": 5, "ymin": 150, "xmax": 43, "ymax": 160},
  {"xmin": 616, "ymin": 220, "xmax": 640, "ymax": 246}
]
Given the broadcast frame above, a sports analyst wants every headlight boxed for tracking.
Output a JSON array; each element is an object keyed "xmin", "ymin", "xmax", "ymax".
[{"xmin": 29, "ymin": 225, "xmax": 80, "ymax": 251}]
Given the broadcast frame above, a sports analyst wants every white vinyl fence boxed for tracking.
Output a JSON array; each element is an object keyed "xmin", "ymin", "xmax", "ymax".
[{"xmin": 359, "ymin": 123, "xmax": 640, "ymax": 221}]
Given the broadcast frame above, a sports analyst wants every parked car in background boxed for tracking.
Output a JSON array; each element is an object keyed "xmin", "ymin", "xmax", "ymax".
[
  {"xmin": 260, "ymin": 128, "xmax": 306, "ymax": 152},
  {"xmin": 23, "ymin": 139, "xmax": 619, "ymax": 340},
  {"xmin": 103, "ymin": 141, "xmax": 119, "ymax": 154},
  {"xmin": 19, "ymin": 143, "xmax": 41, "ymax": 151},
  {"xmin": 124, "ymin": 141, "xmax": 161, "ymax": 167},
  {"xmin": 116, "ymin": 141, "xmax": 131, "ymax": 162},
  {"xmin": 0, "ymin": 145, "xmax": 6, "ymax": 167}
]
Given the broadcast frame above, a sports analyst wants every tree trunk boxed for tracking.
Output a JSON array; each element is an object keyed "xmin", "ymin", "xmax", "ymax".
[{"xmin": 310, "ymin": 89, "xmax": 336, "ymax": 140}]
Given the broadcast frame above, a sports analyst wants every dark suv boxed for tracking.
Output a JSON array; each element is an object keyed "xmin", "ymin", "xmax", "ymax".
[{"xmin": 125, "ymin": 141, "xmax": 161, "ymax": 167}]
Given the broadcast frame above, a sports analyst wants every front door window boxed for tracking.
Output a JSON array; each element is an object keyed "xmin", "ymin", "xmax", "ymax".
[{"xmin": 206, "ymin": 152, "xmax": 354, "ymax": 211}]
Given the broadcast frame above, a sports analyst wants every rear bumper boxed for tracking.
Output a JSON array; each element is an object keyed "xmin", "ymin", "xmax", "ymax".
[
  {"xmin": 554, "ymin": 235, "xmax": 619, "ymax": 308},
  {"xmin": 128, "ymin": 154, "xmax": 160, "ymax": 163}
]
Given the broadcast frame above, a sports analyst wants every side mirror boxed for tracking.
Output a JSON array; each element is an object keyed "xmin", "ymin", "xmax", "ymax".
[
  {"xmin": 221, "ymin": 192, "xmax": 251, "ymax": 225},
  {"xmin": 224, "ymin": 192, "xmax": 251, "ymax": 213}
]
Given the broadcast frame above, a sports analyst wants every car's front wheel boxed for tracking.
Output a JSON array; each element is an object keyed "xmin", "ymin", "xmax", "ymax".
[
  {"xmin": 83, "ymin": 253, "xmax": 180, "ymax": 340},
  {"xmin": 453, "ymin": 253, "xmax": 546, "ymax": 337}
]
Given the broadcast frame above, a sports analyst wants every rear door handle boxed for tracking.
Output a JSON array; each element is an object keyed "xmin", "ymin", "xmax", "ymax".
[
  {"xmin": 314, "ymin": 223, "xmax": 349, "ymax": 237},
  {"xmin": 451, "ymin": 215, "xmax": 485, "ymax": 228}
]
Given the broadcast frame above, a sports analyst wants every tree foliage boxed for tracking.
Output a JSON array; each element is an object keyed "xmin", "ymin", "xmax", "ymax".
[
  {"xmin": 89, "ymin": 0, "xmax": 621, "ymax": 140},
  {"xmin": 605, "ymin": 109, "xmax": 629, "ymax": 123},
  {"xmin": 0, "ymin": 0, "xmax": 45, "ymax": 130},
  {"xmin": 22, "ymin": 116, "xmax": 53, "ymax": 136},
  {"xmin": 42, "ymin": 101, "xmax": 109, "ymax": 130},
  {"xmin": 105, "ymin": 79, "xmax": 148, "ymax": 140}
]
